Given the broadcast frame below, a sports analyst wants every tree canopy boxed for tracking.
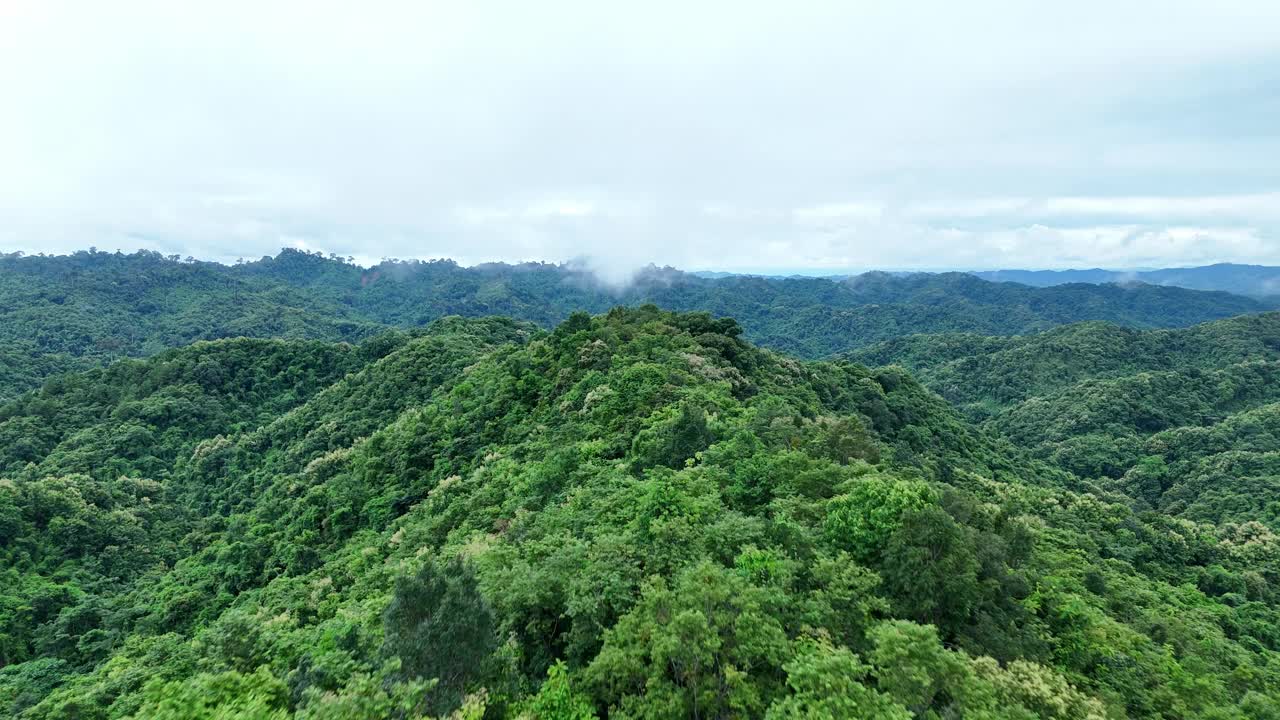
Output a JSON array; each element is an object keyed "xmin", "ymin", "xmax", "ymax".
[
  {"xmin": 2, "ymin": 306, "xmax": 1279, "ymax": 718},
  {"xmin": 1, "ymin": 249, "xmax": 1268, "ymax": 398}
]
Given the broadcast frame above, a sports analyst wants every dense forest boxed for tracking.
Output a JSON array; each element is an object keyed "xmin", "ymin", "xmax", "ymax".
[
  {"xmin": 852, "ymin": 313, "xmax": 1280, "ymax": 531},
  {"xmin": 1, "ymin": 249, "xmax": 1270, "ymax": 399},
  {"xmin": 2, "ymin": 297, "xmax": 1280, "ymax": 718}
]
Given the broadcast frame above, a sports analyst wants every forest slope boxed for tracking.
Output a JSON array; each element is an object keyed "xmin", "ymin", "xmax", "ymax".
[
  {"xmin": 849, "ymin": 313, "xmax": 1280, "ymax": 416},
  {"xmin": 851, "ymin": 314, "xmax": 1280, "ymax": 533},
  {"xmin": 1, "ymin": 308, "xmax": 1277, "ymax": 719}
]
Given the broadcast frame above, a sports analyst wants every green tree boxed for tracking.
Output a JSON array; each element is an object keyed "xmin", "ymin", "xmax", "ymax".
[
  {"xmin": 764, "ymin": 639, "xmax": 909, "ymax": 719},
  {"xmin": 519, "ymin": 661, "xmax": 596, "ymax": 720},
  {"xmin": 587, "ymin": 561, "xmax": 789, "ymax": 719},
  {"xmin": 823, "ymin": 475, "xmax": 935, "ymax": 559},
  {"xmin": 125, "ymin": 667, "xmax": 290, "ymax": 720},
  {"xmin": 879, "ymin": 506, "xmax": 981, "ymax": 630},
  {"xmin": 382, "ymin": 558, "xmax": 497, "ymax": 714}
]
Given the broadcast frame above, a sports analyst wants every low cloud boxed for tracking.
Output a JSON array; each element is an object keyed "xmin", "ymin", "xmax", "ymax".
[{"xmin": 5, "ymin": 191, "xmax": 1278, "ymax": 274}]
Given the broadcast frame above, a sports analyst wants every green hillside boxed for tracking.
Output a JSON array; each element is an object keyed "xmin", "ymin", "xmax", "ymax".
[
  {"xmin": 850, "ymin": 313, "xmax": 1280, "ymax": 417},
  {"xmin": 851, "ymin": 314, "xmax": 1280, "ymax": 536},
  {"xmin": 2, "ymin": 308, "xmax": 1278, "ymax": 718}
]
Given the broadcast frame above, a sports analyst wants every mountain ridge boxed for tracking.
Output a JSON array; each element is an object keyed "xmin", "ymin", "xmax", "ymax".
[
  {"xmin": 973, "ymin": 262, "xmax": 1280, "ymax": 297},
  {"xmin": 1, "ymin": 248, "xmax": 1269, "ymax": 399}
]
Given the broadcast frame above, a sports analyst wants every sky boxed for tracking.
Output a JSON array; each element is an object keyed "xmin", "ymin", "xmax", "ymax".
[{"xmin": 1, "ymin": 1, "xmax": 1278, "ymax": 277}]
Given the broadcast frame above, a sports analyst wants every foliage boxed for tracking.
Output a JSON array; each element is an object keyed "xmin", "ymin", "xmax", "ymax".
[
  {"xmin": 0, "ymin": 249, "xmax": 1266, "ymax": 398},
  {"xmin": 853, "ymin": 314, "xmax": 1280, "ymax": 533},
  {"xmin": 382, "ymin": 558, "xmax": 496, "ymax": 713},
  {"xmin": 1, "ymin": 304, "xmax": 1278, "ymax": 718}
]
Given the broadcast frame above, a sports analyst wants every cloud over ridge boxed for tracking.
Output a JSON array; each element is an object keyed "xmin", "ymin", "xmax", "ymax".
[{"xmin": 1, "ymin": 1, "xmax": 1277, "ymax": 271}]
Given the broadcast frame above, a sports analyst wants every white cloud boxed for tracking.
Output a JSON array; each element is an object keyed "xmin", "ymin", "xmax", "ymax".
[
  {"xmin": 1040, "ymin": 193, "xmax": 1280, "ymax": 223},
  {"xmin": 792, "ymin": 203, "xmax": 884, "ymax": 224},
  {"xmin": 0, "ymin": 1, "xmax": 1277, "ymax": 271}
]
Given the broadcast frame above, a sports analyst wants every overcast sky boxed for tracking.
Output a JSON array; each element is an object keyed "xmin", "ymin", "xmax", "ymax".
[{"xmin": 2, "ymin": 1, "xmax": 1278, "ymax": 275}]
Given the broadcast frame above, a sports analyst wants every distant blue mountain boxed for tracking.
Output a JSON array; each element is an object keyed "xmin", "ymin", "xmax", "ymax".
[
  {"xmin": 696, "ymin": 264, "xmax": 1280, "ymax": 297},
  {"xmin": 973, "ymin": 264, "xmax": 1280, "ymax": 297}
]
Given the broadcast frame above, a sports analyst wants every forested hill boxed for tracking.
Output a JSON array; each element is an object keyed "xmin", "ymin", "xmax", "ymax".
[
  {"xmin": 850, "ymin": 313, "xmax": 1280, "ymax": 533},
  {"xmin": 849, "ymin": 312, "xmax": 1280, "ymax": 415},
  {"xmin": 0, "ymin": 249, "xmax": 1269, "ymax": 398},
  {"xmin": 3, "ymin": 307, "xmax": 1279, "ymax": 718}
]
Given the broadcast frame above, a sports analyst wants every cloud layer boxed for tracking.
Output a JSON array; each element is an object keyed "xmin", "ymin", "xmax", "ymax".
[{"xmin": 1, "ymin": 1, "xmax": 1277, "ymax": 271}]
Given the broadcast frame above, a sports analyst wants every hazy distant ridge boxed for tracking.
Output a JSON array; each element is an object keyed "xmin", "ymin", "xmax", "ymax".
[{"xmin": 973, "ymin": 263, "xmax": 1280, "ymax": 297}]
